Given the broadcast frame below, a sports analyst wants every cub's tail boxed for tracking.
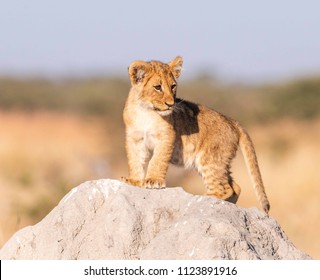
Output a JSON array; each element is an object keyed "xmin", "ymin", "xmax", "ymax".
[{"xmin": 237, "ymin": 124, "xmax": 270, "ymax": 214}]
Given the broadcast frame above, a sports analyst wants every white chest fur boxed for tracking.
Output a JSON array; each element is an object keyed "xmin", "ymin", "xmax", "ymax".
[{"xmin": 128, "ymin": 107, "xmax": 162, "ymax": 151}]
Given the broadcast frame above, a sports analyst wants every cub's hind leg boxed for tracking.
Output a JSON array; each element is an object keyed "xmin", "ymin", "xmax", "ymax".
[
  {"xmin": 203, "ymin": 170, "xmax": 241, "ymax": 203},
  {"xmin": 224, "ymin": 179, "xmax": 241, "ymax": 203},
  {"xmin": 197, "ymin": 153, "xmax": 241, "ymax": 204}
]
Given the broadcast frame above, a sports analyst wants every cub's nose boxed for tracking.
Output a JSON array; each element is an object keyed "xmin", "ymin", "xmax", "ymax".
[{"xmin": 165, "ymin": 101, "xmax": 175, "ymax": 108}]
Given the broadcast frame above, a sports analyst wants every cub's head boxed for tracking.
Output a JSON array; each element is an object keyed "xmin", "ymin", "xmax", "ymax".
[{"xmin": 128, "ymin": 56, "xmax": 183, "ymax": 116}]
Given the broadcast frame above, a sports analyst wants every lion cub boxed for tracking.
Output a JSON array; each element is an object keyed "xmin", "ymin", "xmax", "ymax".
[{"xmin": 122, "ymin": 56, "xmax": 270, "ymax": 213}]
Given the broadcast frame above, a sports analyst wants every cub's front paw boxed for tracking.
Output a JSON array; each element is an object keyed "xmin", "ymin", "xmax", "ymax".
[
  {"xmin": 143, "ymin": 178, "xmax": 166, "ymax": 189},
  {"xmin": 120, "ymin": 177, "xmax": 143, "ymax": 187}
]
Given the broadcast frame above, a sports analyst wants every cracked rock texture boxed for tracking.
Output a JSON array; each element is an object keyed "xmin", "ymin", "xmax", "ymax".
[{"xmin": 0, "ymin": 179, "xmax": 311, "ymax": 260}]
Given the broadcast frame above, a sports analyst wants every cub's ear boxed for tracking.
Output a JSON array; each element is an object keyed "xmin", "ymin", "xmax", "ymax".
[
  {"xmin": 128, "ymin": 61, "xmax": 150, "ymax": 84},
  {"xmin": 169, "ymin": 56, "xmax": 183, "ymax": 79}
]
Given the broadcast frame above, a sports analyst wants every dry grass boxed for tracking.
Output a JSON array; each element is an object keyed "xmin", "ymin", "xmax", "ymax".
[
  {"xmin": 0, "ymin": 111, "xmax": 319, "ymax": 259},
  {"xmin": 0, "ymin": 111, "xmax": 112, "ymax": 245}
]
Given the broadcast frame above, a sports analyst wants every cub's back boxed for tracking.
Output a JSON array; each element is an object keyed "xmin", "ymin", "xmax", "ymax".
[{"xmin": 173, "ymin": 98, "xmax": 240, "ymax": 143}]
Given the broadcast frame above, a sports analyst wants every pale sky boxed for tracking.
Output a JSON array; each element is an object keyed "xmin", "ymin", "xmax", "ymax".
[{"xmin": 1, "ymin": 0, "xmax": 320, "ymax": 82}]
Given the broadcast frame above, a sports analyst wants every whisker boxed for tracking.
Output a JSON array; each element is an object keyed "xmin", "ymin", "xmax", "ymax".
[{"xmin": 175, "ymin": 97, "xmax": 185, "ymax": 105}]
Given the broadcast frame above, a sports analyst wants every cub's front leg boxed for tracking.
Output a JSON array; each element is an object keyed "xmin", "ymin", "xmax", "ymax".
[
  {"xmin": 122, "ymin": 132, "xmax": 151, "ymax": 187},
  {"xmin": 143, "ymin": 134, "xmax": 175, "ymax": 189}
]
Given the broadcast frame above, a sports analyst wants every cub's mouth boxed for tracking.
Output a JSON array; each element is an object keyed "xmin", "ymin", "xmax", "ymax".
[
  {"xmin": 155, "ymin": 108, "xmax": 173, "ymax": 116},
  {"xmin": 153, "ymin": 105, "xmax": 175, "ymax": 116}
]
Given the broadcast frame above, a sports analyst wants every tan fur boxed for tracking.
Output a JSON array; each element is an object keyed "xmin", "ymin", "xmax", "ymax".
[{"xmin": 122, "ymin": 56, "xmax": 270, "ymax": 213}]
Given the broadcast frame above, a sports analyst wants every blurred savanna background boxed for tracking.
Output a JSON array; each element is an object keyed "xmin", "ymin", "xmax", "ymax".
[{"xmin": 0, "ymin": 1, "xmax": 319, "ymax": 258}]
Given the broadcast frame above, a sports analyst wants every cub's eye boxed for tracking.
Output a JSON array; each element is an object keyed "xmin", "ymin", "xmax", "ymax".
[
  {"xmin": 154, "ymin": 85, "xmax": 162, "ymax": 92},
  {"xmin": 171, "ymin": 84, "xmax": 177, "ymax": 91}
]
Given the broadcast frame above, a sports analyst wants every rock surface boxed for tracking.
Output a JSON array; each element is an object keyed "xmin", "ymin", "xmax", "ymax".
[{"xmin": 0, "ymin": 179, "xmax": 311, "ymax": 260}]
